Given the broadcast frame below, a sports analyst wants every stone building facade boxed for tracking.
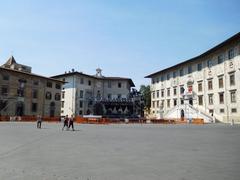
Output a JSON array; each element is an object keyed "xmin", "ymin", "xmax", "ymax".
[
  {"xmin": 0, "ymin": 56, "xmax": 63, "ymax": 117},
  {"xmin": 146, "ymin": 32, "xmax": 240, "ymax": 123},
  {"xmin": 52, "ymin": 69, "xmax": 140, "ymax": 117}
]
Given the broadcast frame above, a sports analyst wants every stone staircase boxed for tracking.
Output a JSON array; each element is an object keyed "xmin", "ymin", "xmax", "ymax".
[{"xmin": 164, "ymin": 104, "xmax": 214, "ymax": 123}]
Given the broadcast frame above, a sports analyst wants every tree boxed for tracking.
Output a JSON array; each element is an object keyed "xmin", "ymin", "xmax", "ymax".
[{"xmin": 139, "ymin": 85, "xmax": 151, "ymax": 112}]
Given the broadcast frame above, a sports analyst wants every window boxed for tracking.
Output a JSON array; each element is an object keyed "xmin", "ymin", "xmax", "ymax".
[
  {"xmin": 173, "ymin": 99, "xmax": 177, "ymax": 106},
  {"xmin": 79, "ymin": 110, "xmax": 83, "ymax": 115},
  {"xmin": 2, "ymin": 74, "xmax": 9, "ymax": 81},
  {"xmin": 188, "ymin": 66, "xmax": 192, "ymax": 74},
  {"xmin": 45, "ymin": 92, "xmax": 52, "ymax": 100},
  {"xmin": 209, "ymin": 109, "xmax": 214, "ymax": 115},
  {"xmin": 108, "ymin": 81, "xmax": 112, "ymax": 88},
  {"xmin": 219, "ymin": 93, "xmax": 224, "ymax": 104},
  {"xmin": 220, "ymin": 109, "xmax": 225, "ymax": 113},
  {"xmin": 152, "ymin": 91, "xmax": 155, "ymax": 99},
  {"xmin": 47, "ymin": 82, "xmax": 52, "ymax": 88},
  {"xmin": 79, "ymin": 101, "xmax": 83, "ymax": 108},
  {"xmin": 55, "ymin": 93, "xmax": 61, "ymax": 101},
  {"xmin": 152, "ymin": 78, "xmax": 155, "ymax": 84},
  {"xmin": 180, "ymin": 86, "xmax": 185, "ymax": 94},
  {"xmin": 161, "ymin": 100, "xmax": 164, "ymax": 108},
  {"xmin": 156, "ymin": 77, "xmax": 159, "ymax": 83},
  {"xmin": 108, "ymin": 94, "xmax": 112, "ymax": 99},
  {"xmin": 208, "ymin": 80, "xmax": 213, "ymax": 90},
  {"xmin": 180, "ymin": 69, "xmax": 184, "ymax": 76},
  {"xmin": 33, "ymin": 81, "xmax": 39, "ymax": 86},
  {"xmin": 118, "ymin": 82, "xmax": 122, "ymax": 88},
  {"xmin": 173, "ymin": 71, "xmax": 176, "ymax": 78},
  {"xmin": 231, "ymin": 108, "xmax": 237, "ymax": 113},
  {"xmin": 32, "ymin": 89, "xmax": 38, "ymax": 99},
  {"xmin": 229, "ymin": 73, "xmax": 235, "ymax": 86},
  {"xmin": 218, "ymin": 76, "xmax": 224, "ymax": 88},
  {"xmin": 80, "ymin": 90, "xmax": 84, "ymax": 98},
  {"xmin": 208, "ymin": 94, "xmax": 213, "ymax": 105},
  {"xmin": 167, "ymin": 99, "xmax": 170, "ymax": 107},
  {"xmin": 161, "ymin": 76, "xmax": 164, "ymax": 82},
  {"xmin": 198, "ymin": 96, "xmax": 203, "ymax": 105},
  {"xmin": 198, "ymin": 82, "xmax": 202, "ymax": 92},
  {"xmin": 156, "ymin": 90, "xmax": 159, "ymax": 98},
  {"xmin": 180, "ymin": 99, "xmax": 184, "ymax": 105},
  {"xmin": 156, "ymin": 101, "xmax": 159, "ymax": 108},
  {"xmin": 167, "ymin": 88, "xmax": 170, "ymax": 96},
  {"xmin": 228, "ymin": 49, "xmax": 234, "ymax": 59},
  {"xmin": 218, "ymin": 54, "xmax": 224, "ymax": 64},
  {"xmin": 1, "ymin": 86, "xmax": 8, "ymax": 96},
  {"xmin": 55, "ymin": 83, "xmax": 61, "ymax": 89},
  {"xmin": 88, "ymin": 80, "xmax": 91, "ymax": 86},
  {"xmin": 173, "ymin": 87, "xmax": 177, "ymax": 96},
  {"xmin": 161, "ymin": 90, "xmax": 164, "ymax": 97},
  {"xmin": 61, "ymin": 101, "xmax": 64, "ymax": 108},
  {"xmin": 207, "ymin": 60, "xmax": 213, "ymax": 68},
  {"xmin": 31, "ymin": 103, "xmax": 37, "ymax": 112},
  {"xmin": 197, "ymin": 63, "xmax": 202, "ymax": 71},
  {"xmin": 80, "ymin": 78, "xmax": 84, "ymax": 84},
  {"xmin": 96, "ymin": 90, "xmax": 101, "ymax": 100},
  {"xmin": 230, "ymin": 91, "xmax": 236, "ymax": 103},
  {"xmin": 167, "ymin": 73, "xmax": 170, "ymax": 80},
  {"xmin": 152, "ymin": 101, "xmax": 155, "ymax": 108},
  {"xmin": 62, "ymin": 91, "xmax": 65, "ymax": 99}
]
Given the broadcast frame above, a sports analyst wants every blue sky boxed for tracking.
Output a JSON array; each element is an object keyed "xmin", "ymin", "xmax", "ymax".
[{"xmin": 0, "ymin": 0, "xmax": 239, "ymax": 89}]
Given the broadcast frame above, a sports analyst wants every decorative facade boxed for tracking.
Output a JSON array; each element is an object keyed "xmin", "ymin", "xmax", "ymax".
[
  {"xmin": 146, "ymin": 32, "xmax": 240, "ymax": 123},
  {"xmin": 0, "ymin": 56, "xmax": 64, "ymax": 117},
  {"xmin": 52, "ymin": 69, "xmax": 142, "ymax": 118}
]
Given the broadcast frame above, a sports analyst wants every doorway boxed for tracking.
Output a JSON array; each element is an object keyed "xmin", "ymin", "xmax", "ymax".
[
  {"xmin": 50, "ymin": 102, "xmax": 55, "ymax": 117},
  {"xmin": 189, "ymin": 98, "xmax": 193, "ymax": 105},
  {"xmin": 16, "ymin": 102, "xmax": 24, "ymax": 116}
]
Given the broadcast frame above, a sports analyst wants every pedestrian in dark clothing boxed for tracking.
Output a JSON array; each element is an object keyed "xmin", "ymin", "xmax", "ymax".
[
  {"xmin": 37, "ymin": 115, "xmax": 42, "ymax": 129},
  {"xmin": 62, "ymin": 115, "xmax": 69, "ymax": 131},
  {"xmin": 68, "ymin": 115, "xmax": 75, "ymax": 131}
]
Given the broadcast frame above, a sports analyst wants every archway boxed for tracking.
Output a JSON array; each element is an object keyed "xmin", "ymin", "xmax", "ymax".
[
  {"xmin": 180, "ymin": 109, "xmax": 185, "ymax": 120},
  {"xmin": 50, "ymin": 102, "xmax": 55, "ymax": 117}
]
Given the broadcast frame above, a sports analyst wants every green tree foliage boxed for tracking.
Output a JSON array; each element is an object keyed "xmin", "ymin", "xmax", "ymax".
[{"xmin": 139, "ymin": 85, "xmax": 151, "ymax": 112}]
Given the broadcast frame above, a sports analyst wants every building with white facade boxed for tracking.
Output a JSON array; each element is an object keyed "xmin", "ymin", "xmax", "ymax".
[
  {"xmin": 145, "ymin": 32, "xmax": 240, "ymax": 123},
  {"xmin": 52, "ymin": 69, "xmax": 141, "ymax": 117}
]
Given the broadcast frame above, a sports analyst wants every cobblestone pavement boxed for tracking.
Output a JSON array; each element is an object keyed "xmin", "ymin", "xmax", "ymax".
[{"xmin": 0, "ymin": 122, "xmax": 239, "ymax": 180}]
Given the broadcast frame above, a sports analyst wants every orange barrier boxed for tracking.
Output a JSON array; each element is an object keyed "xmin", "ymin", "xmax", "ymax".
[
  {"xmin": 75, "ymin": 116, "xmax": 109, "ymax": 124},
  {"xmin": 0, "ymin": 116, "xmax": 10, "ymax": 121},
  {"xmin": 192, "ymin": 118, "xmax": 204, "ymax": 124},
  {"xmin": 0, "ymin": 115, "xmax": 60, "ymax": 122},
  {"xmin": 0, "ymin": 115, "xmax": 204, "ymax": 125}
]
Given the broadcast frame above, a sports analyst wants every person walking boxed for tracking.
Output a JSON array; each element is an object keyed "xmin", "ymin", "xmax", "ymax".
[
  {"xmin": 68, "ymin": 115, "xmax": 75, "ymax": 131},
  {"xmin": 37, "ymin": 115, "xmax": 42, "ymax": 129},
  {"xmin": 62, "ymin": 115, "xmax": 69, "ymax": 131}
]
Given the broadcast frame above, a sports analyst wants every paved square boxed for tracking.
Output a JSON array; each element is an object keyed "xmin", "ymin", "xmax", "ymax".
[{"xmin": 0, "ymin": 122, "xmax": 239, "ymax": 180}]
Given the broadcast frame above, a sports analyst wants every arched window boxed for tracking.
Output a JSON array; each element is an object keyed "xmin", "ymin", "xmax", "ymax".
[{"xmin": 55, "ymin": 93, "xmax": 61, "ymax": 101}]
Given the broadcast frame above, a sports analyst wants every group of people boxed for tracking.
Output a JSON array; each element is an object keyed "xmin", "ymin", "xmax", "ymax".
[
  {"xmin": 62, "ymin": 115, "xmax": 75, "ymax": 131},
  {"xmin": 36, "ymin": 114, "xmax": 75, "ymax": 131}
]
